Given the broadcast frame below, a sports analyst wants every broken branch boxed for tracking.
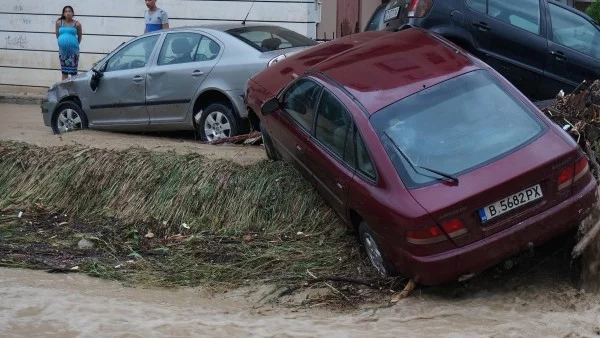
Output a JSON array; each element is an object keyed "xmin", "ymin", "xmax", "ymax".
[{"xmin": 573, "ymin": 218, "xmax": 600, "ymax": 259}]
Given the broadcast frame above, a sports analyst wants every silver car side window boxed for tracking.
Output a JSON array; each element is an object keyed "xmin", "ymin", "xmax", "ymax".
[
  {"xmin": 158, "ymin": 33, "xmax": 221, "ymax": 66},
  {"xmin": 105, "ymin": 35, "xmax": 160, "ymax": 72}
]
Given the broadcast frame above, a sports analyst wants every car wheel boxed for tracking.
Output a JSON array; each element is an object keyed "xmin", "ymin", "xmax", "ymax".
[
  {"xmin": 359, "ymin": 221, "xmax": 396, "ymax": 277},
  {"xmin": 51, "ymin": 101, "xmax": 88, "ymax": 135},
  {"xmin": 196, "ymin": 103, "xmax": 238, "ymax": 142},
  {"xmin": 260, "ymin": 121, "xmax": 280, "ymax": 161}
]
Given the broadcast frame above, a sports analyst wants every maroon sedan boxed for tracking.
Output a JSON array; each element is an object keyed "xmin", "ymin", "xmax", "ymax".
[{"xmin": 245, "ymin": 28, "xmax": 598, "ymax": 285}]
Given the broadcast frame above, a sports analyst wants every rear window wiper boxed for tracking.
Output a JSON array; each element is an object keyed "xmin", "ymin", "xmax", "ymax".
[{"xmin": 384, "ymin": 132, "xmax": 459, "ymax": 184}]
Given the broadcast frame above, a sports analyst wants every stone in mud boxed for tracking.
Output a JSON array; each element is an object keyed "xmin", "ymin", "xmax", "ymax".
[{"xmin": 77, "ymin": 238, "xmax": 94, "ymax": 249}]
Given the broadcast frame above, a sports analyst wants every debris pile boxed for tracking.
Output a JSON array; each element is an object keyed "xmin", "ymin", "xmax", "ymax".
[
  {"xmin": 543, "ymin": 80, "xmax": 600, "ymax": 178},
  {"xmin": 542, "ymin": 80, "xmax": 600, "ymax": 293}
]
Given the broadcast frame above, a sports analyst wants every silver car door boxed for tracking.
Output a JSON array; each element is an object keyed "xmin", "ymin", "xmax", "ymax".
[
  {"xmin": 146, "ymin": 32, "xmax": 222, "ymax": 124},
  {"xmin": 88, "ymin": 34, "xmax": 161, "ymax": 126}
]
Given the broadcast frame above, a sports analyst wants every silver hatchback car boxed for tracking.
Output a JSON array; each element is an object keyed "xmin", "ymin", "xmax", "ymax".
[{"xmin": 41, "ymin": 24, "xmax": 317, "ymax": 141}]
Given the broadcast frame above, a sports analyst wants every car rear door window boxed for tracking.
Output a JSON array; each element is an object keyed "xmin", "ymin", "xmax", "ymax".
[
  {"xmin": 549, "ymin": 4, "xmax": 600, "ymax": 59},
  {"xmin": 345, "ymin": 124, "xmax": 376, "ymax": 180},
  {"xmin": 466, "ymin": 0, "xmax": 486, "ymax": 13},
  {"xmin": 105, "ymin": 35, "xmax": 160, "ymax": 72},
  {"xmin": 486, "ymin": 0, "xmax": 541, "ymax": 35},
  {"xmin": 315, "ymin": 90, "xmax": 352, "ymax": 159},
  {"xmin": 158, "ymin": 33, "xmax": 221, "ymax": 66},
  {"xmin": 281, "ymin": 79, "xmax": 321, "ymax": 132}
]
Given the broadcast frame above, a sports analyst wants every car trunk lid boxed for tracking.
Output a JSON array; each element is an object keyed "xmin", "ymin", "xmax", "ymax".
[{"xmin": 408, "ymin": 129, "xmax": 580, "ymax": 247}]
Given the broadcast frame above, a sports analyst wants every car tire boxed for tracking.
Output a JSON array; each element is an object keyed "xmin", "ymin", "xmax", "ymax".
[
  {"xmin": 51, "ymin": 101, "xmax": 88, "ymax": 135},
  {"xmin": 359, "ymin": 221, "xmax": 396, "ymax": 277},
  {"xmin": 196, "ymin": 103, "xmax": 238, "ymax": 142},
  {"xmin": 260, "ymin": 121, "xmax": 280, "ymax": 161}
]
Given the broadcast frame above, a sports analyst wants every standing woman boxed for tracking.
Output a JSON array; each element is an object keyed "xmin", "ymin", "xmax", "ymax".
[{"xmin": 55, "ymin": 6, "xmax": 82, "ymax": 80}]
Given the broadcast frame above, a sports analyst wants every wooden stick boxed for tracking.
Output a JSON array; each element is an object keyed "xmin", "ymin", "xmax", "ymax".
[
  {"xmin": 207, "ymin": 132, "xmax": 262, "ymax": 145},
  {"xmin": 390, "ymin": 279, "xmax": 416, "ymax": 303},
  {"xmin": 572, "ymin": 218, "xmax": 600, "ymax": 259}
]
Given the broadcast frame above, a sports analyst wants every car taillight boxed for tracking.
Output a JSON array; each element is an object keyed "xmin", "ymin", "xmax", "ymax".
[
  {"xmin": 406, "ymin": 218, "xmax": 466, "ymax": 245},
  {"xmin": 558, "ymin": 157, "xmax": 589, "ymax": 190},
  {"xmin": 408, "ymin": 0, "xmax": 433, "ymax": 18},
  {"xmin": 441, "ymin": 219, "xmax": 468, "ymax": 238}
]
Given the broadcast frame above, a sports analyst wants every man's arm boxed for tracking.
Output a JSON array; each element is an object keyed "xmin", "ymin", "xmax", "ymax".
[{"xmin": 161, "ymin": 11, "xmax": 169, "ymax": 29}]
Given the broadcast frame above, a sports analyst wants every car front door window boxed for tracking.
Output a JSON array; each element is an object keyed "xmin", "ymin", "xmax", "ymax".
[
  {"xmin": 549, "ymin": 4, "xmax": 600, "ymax": 59},
  {"xmin": 106, "ymin": 35, "xmax": 160, "ymax": 72},
  {"xmin": 281, "ymin": 79, "xmax": 321, "ymax": 132}
]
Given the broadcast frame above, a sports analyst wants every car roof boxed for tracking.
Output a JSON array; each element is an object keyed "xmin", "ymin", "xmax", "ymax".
[
  {"xmin": 155, "ymin": 23, "xmax": 279, "ymax": 33},
  {"xmin": 310, "ymin": 28, "xmax": 479, "ymax": 115}
]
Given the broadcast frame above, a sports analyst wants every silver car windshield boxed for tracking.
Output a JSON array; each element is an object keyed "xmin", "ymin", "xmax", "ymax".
[{"xmin": 227, "ymin": 26, "xmax": 317, "ymax": 52}]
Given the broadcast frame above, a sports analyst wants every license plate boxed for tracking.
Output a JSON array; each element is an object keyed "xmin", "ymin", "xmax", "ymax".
[
  {"xmin": 384, "ymin": 6, "xmax": 400, "ymax": 22},
  {"xmin": 478, "ymin": 185, "xmax": 543, "ymax": 223}
]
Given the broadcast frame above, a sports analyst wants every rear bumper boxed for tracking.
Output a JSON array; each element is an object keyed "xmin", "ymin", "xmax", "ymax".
[
  {"xmin": 41, "ymin": 99, "xmax": 56, "ymax": 127},
  {"xmin": 390, "ymin": 178, "xmax": 598, "ymax": 285}
]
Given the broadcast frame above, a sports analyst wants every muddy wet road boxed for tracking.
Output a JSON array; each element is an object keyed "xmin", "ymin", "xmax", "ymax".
[
  {"xmin": 2, "ymin": 103, "xmax": 600, "ymax": 337},
  {"xmin": 0, "ymin": 104, "xmax": 266, "ymax": 165},
  {"xmin": 1, "ymin": 268, "xmax": 599, "ymax": 338}
]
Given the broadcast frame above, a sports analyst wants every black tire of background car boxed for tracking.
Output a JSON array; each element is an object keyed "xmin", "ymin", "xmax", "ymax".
[
  {"xmin": 260, "ymin": 121, "xmax": 280, "ymax": 161},
  {"xmin": 51, "ymin": 101, "xmax": 89, "ymax": 135},
  {"xmin": 196, "ymin": 103, "xmax": 239, "ymax": 142},
  {"xmin": 359, "ymin": 221, "xmax": 397, "ymax": 277}
]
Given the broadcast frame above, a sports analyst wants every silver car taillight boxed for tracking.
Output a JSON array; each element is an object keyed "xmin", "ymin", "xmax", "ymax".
[{"xmin": 267, "ymin": 54, "xmax": 286, "ymax": 67}]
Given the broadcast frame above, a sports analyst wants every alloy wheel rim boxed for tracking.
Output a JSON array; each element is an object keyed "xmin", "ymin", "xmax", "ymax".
[
  {"xmin": 57, "ymin": 108, "xmax": 82, "ymax": 133},
  {"xmin": 363, "ymin": 233, "xmax": 387, "ymax": 277},
  {"xmin": 204, "ymin": 111, "xmax": 231, "ymax": 141}
]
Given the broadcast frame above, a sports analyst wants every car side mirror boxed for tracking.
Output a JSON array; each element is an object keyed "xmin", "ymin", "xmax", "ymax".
[
  {"xmin": 261, "ymin": 98, "xmax": 281, "ymax": 115},
  {"xmin": 90, "ymin": 68, "xmax": 104, "ymax": 91}
]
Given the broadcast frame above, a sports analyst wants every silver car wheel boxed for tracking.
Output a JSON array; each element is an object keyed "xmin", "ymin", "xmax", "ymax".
[
  {"xmin": 204, "ymin": 110, "xmax": 232, "ymax": 141},
  {"xmin": 363, "ymin": 233, "xmax": 388, "ymax": 277},
  {"xmin": 56, "ymin": 108, "xmax": 83, "ymax": 133}
]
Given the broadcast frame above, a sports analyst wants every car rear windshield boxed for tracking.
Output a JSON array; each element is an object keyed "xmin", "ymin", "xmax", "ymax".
[
  {"xmin": 227, "ymin": 26, "xmax": 317, "ymax": 52},
  {"xmin": 370, "ymin": 70, "xmax": 546, "ymax": 189}
]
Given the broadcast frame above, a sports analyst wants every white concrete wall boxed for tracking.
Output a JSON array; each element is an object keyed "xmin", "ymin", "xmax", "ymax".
[{"xmin": 0, "ymin": 0, "xmax": 318, "ymax": 93}]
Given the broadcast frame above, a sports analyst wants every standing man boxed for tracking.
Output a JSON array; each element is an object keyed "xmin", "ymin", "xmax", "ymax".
[{"xmin": 144, "ymin": 0, "xmax": 169, "ymax": 33}]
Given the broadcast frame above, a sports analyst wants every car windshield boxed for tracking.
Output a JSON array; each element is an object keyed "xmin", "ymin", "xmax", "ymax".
[
  {"xmin": 227, "ymin": 26, "xmax": 317, "ymax": 52},
  {"xmin": 370, "ymin": 70, "xmax": 546, "ymax": 189}
]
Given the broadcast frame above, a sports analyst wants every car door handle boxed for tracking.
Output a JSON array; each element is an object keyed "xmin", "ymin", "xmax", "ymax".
[
  {"xmin": 192, "ymin": 70, "xmax": 205, "ymax": 77},
  {"xmin": 132, "ymin": 75, "xmax": 144, "ymax": 83},
  {"xmin": 550, "ymin": 51, "xmax": 567, "ymax": 62},
  {"xmin": 336, "ymin": 182, "xmax": 345, "ymax": 190},
  {"xmin": 472, "ymin": 22, "xmax": 491, "ymax": 32},
  {"xmin": 296, "ymin": 144, "xmax": 303, "ymax": 152}
]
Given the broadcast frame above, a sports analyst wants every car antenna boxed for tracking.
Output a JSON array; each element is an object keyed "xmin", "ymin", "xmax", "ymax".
[{"xmin": 241, "ymin": 0, "xmax": 257, "ymax": 25}]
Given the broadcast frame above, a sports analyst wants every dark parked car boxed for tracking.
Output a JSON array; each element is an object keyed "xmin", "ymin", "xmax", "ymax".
[
  {"xmin": 245, "ymin": 28, "xmax": 597, "ymax": 285},
  {"xmin": 366, "ymin": 0, "xmax": 600, "ymax": 100}
]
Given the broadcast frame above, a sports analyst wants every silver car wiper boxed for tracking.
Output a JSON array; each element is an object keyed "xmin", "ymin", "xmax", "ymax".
[{"xmin": 384, "ymin": 132, "xmax": 459, "ymax": 184}]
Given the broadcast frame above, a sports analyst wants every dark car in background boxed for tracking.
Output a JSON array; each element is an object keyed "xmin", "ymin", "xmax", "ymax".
[
  {"xmin": 245, "ymin": 28, "xmax": 597, "ymax": 285},
  {"xmin": 366, "ymin": 0, "xmax": 600, "ymax": 100}
]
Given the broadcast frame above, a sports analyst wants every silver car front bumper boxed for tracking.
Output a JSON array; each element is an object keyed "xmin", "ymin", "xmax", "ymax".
[{"xmin": 41, "ymin": 98, "xmax": 57, "ymax": 127}]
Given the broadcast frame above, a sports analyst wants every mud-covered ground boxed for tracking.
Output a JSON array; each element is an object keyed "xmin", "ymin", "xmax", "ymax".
[
  {"xmin": 1, "ymin": 104, "xmax": 600, "ymax": 337},
  {"xmin": 0, "ymin": 103, "xmax": 265, "ymax": 165}
]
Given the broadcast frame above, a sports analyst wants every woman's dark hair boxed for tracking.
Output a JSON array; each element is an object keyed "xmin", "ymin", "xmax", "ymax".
[{"xmin": 59, "ymin": 6, "xmax": 74, "ymax": 20}]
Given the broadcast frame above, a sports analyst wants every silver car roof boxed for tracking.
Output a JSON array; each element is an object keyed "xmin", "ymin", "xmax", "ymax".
[{"xmin": 157, "ymin": 23, "xmax": 278, "ymax": 33}]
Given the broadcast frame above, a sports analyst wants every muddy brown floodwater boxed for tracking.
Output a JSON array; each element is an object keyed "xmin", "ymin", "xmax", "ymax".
[{"xmin": 1, "ymin": 268, "xmax": 599, "ymax": 338}]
